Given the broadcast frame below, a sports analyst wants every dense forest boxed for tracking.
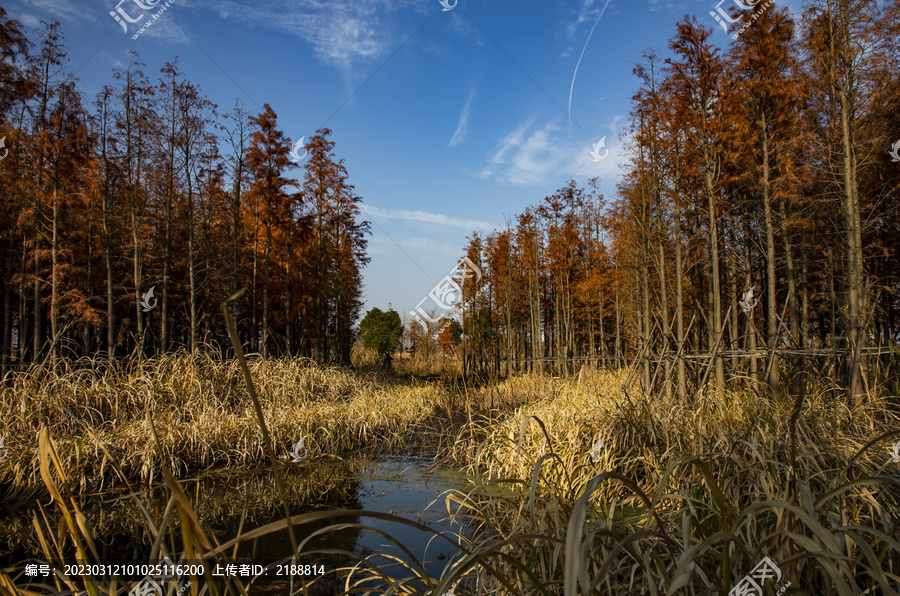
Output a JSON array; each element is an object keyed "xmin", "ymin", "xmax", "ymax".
[
  {"xmin": 0, "ymin": 10, "xmax": 370, "ymax": 370},
  {"xmin": 448, "ymin": 4, "xmax": 899, "ymax": 400},
  {"xmin": 2, "ymin": 2, "xmax": 899, "ymax": 402}
]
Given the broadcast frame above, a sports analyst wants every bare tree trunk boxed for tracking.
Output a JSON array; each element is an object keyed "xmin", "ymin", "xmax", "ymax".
[
  {"xmin": 648, "ymin": 57, "xmax": 670, "ymax": 397},
  {"xmin": 51, "ymin": 189, "xmax": 59, "ymax": 368},
  {"xmin": 262, "ymin": 191, "xmax": 271, "ymax": 358},
  {"xmin": 761, "ymin": 113, "xmax": 782, "ymax": 399},
  {"xmin": 188, "ymin": 176, "xmax": 197, "ymax": 354},
  {"xmin": 98, "ymin": 93, "xmax": 116, "ymax": 359},
  {"xmin": 642, "ymin": 248, "xmax": 651, "ymax": 392},
  {"xmin": 285, "ymin": 235, "xmax": 292, "ymax": 356},
  {"xmin": 674, "ymin": 144, "xmax": 686, "ymax": 399},
  {"xmin": 33, "ymin": 211, "xmax": 42, "ymax": 362},
  {"xmin": 124, "ymin": 76, "xmax": 147, "ymax": 362},
  {"xmin": 19, "ymin": 236, "xmax": 29, "ymax": 363},
  {"xmin": 801, "ymin": 254, "xmax": 809, "ymax": 349},
  {"xmin": 84, "ymin": 195, "xmax": 94, "ymax": 357},
  {"xmin": 1, "ymin": 240, "xmax": 12, "ymax": 376},
  {"xmin": 162, "ymin": 78, "xmax": 177, "ymax": 353},
  {"xmin": 729, "ymin": 234, "xmax": 738, "ymax": 381},
  {"xmin": 131, "ymin": 179, "xmax": 143, "ymax": 362},
  {"xmin": 779, "ymin": 199, "xmax": 803, "ymax": 397},
  {"xmin": 505, "ymin": 225, "xmax": 514, "ymax": 377},
  {"xmin": 530, "ymin": 233, "xmax": 543, "ymax": 375},
  {"xmin": 251, "ymin": 192, "xmax": 259, "ymax": 351},
  {"xmin": 702, "ymin": 138, "xmax": 724, "ymax": 393},
  {"xmin": 744, "ymin": 222, "xmax": 759, "ymax": 395},
  {"xmin": 315, "ymin": 183, "xmax": 324, "ymax": 362},
  {"xmin": 615, "ymin": 265, "xmax": 622, "ymax": 368},
  {"xmin": 656, "ymin": 247, "xmax": 670, "ymax": 392},
  {"xmin": 225, "ymin": 104, "xmax": 248, "ymax": 352},
  {"xmin": 825, "ymin": 0, "xmax": 865, "ymax": 402}
]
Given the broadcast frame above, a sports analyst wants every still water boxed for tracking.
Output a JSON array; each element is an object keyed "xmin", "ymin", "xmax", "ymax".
[{"xmin": 1, "ymin": 454, "xmax": 475, "ymax": 594}]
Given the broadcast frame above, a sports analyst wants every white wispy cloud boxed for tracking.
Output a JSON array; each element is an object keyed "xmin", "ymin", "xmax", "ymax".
[
  {"xmin": 19, "ymin": 0, "xmax": 83, "ymax": 26},
  {"xmin": 449, "ymin": 87, "xmax": 476, "ymax": 147},
  {"xmin": 481, "ymin": 118, "xmax": 565, "ymax": 186},
  {"xmin": 204, "ymin": 0, "xmax": 418, "ymax": 66},
  {"xmin": 481, "ymin": 116, "xmax": 625, "ymax": 187},
  {"xmin": 364, "ymin": 205, "xmax": 495, "ymax": 231}
]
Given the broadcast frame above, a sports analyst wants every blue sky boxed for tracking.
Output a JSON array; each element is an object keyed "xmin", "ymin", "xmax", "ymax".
[{"xmin": 7, "ymin": 0, "xmax": 801, "ymax": 325}]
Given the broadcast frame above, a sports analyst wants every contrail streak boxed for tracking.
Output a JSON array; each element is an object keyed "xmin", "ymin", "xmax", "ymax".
[{"xmin": 568, "ymin": 0, "xmax": 612, "ymax": 127}]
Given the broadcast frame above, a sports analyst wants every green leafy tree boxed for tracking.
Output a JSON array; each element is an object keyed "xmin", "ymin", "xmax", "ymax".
[
  {"xmin": 358, "ymin": 308, "xmax": 402, "ymax": 357},
  {"xmin": 448, "ymin": 320, "xmax": 463, "ymax": 345}
]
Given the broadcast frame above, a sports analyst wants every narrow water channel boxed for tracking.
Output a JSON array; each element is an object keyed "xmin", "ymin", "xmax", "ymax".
[
  {"xmin": 227, "ymin": 455, "xmax": 473, "ymax": 594},
  {"xmin": 1, "ymin": 454, "xmax": 474, "ymax": 594}
]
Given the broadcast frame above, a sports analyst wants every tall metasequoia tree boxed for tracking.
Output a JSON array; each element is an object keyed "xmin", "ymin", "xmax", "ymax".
[
  {"xmin": 0, "ymin": 7, "xmax": 34, "ymax": 375},
  {"xmin": 157, "ymin": 61, "xmax": 182, "ymax": 353},
  {"xmin": 94, "ymin": 86, "xmax": 125, "ymax": 358},
  {"xmin": 112, "ymin": 55, "xmax": 155, "ymax": 360},
  {"xmin": 665, "ymin": 17, "xmax": 728, "ymax": 393},
  {"xmin": 541, "ymin": 183, "xmax": 583, "ymax": 376},
  {"xmin": 47, "ymin": 82, "xmax": 91, "ymax": 366},
  {"xmin": 732, "ymin": 5, "xmax": 804, "ymax": 397},
  {"xmin": 328, "ymin": 186, "xmax": 369, "ymax": 365},
  {"xmin": 803, "ymin": 0, "xmax": 884, "ymax": 402},
  {"xmin": 26, "ymin": 21, "xmax": 67, "ymax": 363},
  {"xmin": 516, "ymin": 209, "xmax": 543, "ymax": 373},
  {"xmin": 460, "ymin": 233, "xmax": 489, "ymax": 377},
  {"xmin": 667, "ymin": 130, "xmax": 688, "ymax": 399},
  {"xmin": 196, "ymin": 132, "xmax": 227, "ymax": 347},
  {"xmin": 305, "ymin": 129, "xmax": 333, "ymax": 363},
  {"xmin": 301, "ymin": 128, "xmax": 370, "ymax": 364},
  {"xmin": 247, "ymin": 104, "xmax": 295, "ymax": 358},
  {"xmin": 222, "ymin": 100, "xmax": 251, "ymax": 340},
  {"xmin": 485, "ymin": 227, "xmax": 515, "ymax": 376},
  {"xmin": 177, "ymin": 80, "xmax": 216, "ymax": 353}
]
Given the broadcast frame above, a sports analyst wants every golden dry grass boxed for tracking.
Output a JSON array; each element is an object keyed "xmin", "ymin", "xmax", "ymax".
[
  {"xmin": 430, "ymin": 368, "xmax": 900, "ymax": 595},
  {"xmin": 2, "ymin": 359, "xmax": 898, "ymax": 595},
  {"xmin": 0, "ymin": 352, "xmax": 447, "ymax": 493}
]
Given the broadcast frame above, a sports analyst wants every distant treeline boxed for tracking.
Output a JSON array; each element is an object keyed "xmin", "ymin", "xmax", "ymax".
[{"xmin": 0, "ymin": 11, "xmax": 370, "ymax": 371}]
